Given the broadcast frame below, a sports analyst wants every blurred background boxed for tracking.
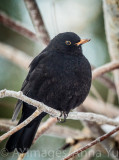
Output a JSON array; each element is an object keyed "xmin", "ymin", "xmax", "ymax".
[{"xmin": 0, "ymin": 0, "xmax": 118, "ymax": 160}]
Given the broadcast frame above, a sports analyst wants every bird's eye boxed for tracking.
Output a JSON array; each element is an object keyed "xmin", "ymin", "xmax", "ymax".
[{"xmin": 65, "ymin": 41, "xmax": 71, "ymax": 45}]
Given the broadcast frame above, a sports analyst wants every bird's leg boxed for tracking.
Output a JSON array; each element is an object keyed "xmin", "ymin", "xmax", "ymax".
[
  {"xmin": 62, "ymin": 112, "xmax": 68, "ymax": 123},
  {"xmin": 57, "ymin": 111, "xmax": 63, "ymax": 122},
  {"xmin": 57, "ymin": 111, "xmax": 68, "ymax": 123}
]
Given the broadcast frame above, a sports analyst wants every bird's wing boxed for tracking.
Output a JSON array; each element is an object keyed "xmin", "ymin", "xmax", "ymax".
[{"xmin": 12, "ymin": 51, "xmax": 48, "ymax": 121}]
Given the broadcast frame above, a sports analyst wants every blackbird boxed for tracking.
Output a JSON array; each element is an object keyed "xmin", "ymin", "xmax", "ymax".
[{"xmin": 6, "ymin": 32, "xmax": 92, "ymax": 153}]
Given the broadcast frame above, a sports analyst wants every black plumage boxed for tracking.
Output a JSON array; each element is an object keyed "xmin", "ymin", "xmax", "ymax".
[{"xmin": 6, "ymin": 32, "xmax": 92, "ymax": 153}]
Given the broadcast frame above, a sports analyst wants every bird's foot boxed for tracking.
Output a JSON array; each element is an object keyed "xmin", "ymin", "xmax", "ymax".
[{"xmin": 57, "ymin": 111, "xmax": 68, "ymax": 123}]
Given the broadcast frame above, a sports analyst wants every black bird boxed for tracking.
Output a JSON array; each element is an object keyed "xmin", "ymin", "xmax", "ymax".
[{"xmin": 6, "ymin": 32, "xmax": 92, "ymax": 153}]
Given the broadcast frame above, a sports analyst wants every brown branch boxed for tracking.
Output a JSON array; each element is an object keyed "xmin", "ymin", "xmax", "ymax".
[
  {"xmin": 0, "ymin": 42, "xmax": 32, "ymax": 70},
  {"xmin": 77, "ymin": 107, "xmax": 118, "ymax": 160},
  {"xmin": 24, "ymin": 0, "xmax": 50, "ymax": 45},
  {"xmin": 0, "ymin": 11, "xmax": 38, "ymax": 42},
  {"xmin": 103, "ymin": 0, "xmax": 119, "ymax": 98},
  {"xmin": 92, "ymin": 61, "xmax": 119, "ymax": 80},
  {"xmin": 64, "ymin": 125, "xmax": 119, "ymax": 160},
  {"xmin": 83, "ymin": 96, "xmax": 119, "ymax": 118}
]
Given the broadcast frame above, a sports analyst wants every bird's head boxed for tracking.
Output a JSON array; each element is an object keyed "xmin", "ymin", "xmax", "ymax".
[{"xmin": 48, "ymin": 32, "xmax": 90, "ymax": 56}]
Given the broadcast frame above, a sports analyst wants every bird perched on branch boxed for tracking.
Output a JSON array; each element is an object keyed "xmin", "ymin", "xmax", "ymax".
[{"xmin": 6, "ymin": 32, "xmax": 92, "ymax": 153}]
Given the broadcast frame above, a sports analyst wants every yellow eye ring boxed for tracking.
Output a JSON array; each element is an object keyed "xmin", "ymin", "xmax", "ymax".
[{"xmin": 65, "ymin": 41, "xmax": 71, "ymax": 45}]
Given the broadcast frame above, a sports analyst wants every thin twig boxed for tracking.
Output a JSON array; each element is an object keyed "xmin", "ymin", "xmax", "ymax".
[
  {"xmin": 0, "ymin": 118, "xmax": 17, "ymax": 125},
  {"xmin": 0, "ymin": 118, "xmax": 82, "ymax": 138},
  {"xmin": 64, "ymin": 125, "xmax": 119, "ymax": 160},
  {"xmin": 0, "ymin": 11, "xmax": 38, "ymax": 42},
  {"xmin": 78, "ymin": 103, "xmax": 118, "ymax": 160},
  {"xmin": 24, "ymin": 0, "xmax": 50, "ymax": 45},
  {"xmin": 0, "ymin": 123, "xmax": 14, "ymax": 131},
  {"xmin": 0, "ymin": 110, "xmax": 40, "ymax": 142}
]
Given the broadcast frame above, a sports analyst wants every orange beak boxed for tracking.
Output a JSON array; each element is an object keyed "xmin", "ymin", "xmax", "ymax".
[{"xmin": 75, "ymin": 39, "xmax": 91, "ymax": 46}]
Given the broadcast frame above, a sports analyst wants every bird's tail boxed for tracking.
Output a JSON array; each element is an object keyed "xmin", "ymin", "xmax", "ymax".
[{"xmin": 5, "ymin": 103, "xmax": 47, "ymax": 153}]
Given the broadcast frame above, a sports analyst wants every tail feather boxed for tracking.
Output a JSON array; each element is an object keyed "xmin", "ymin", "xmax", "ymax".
[
  {"xmin": 12, "ymin": 100, "xmax": 23, "ymax": 121},
  {"xmin": 5, "ymin": 103, "xmax": 47, "ymax": 153}
]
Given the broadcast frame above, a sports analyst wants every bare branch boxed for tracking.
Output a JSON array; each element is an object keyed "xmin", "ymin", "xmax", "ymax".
[
  {"xmin": 77, "ymin": 108, "xmax": 119, "ymax": 160},
  {"xmin": 0, "ymin": 89, "xmax": 61, "ymax": 117},
  {"xmin": 64, "ymin": 125, "xmax": 119, "ymax": 160},
  {"xmin": 0, "ymin": 110, "xmax": 41, "ymax": 142},
  {"xmin": 0, "ymin": 89, "xmax": 119, "ymax": 126},
  {"xmin": 0, "ymin": 118, "xmax": 84, "ymax": 138},
  {"xmin": 0, "ymin": 122, "xmax": 14, "ymax": 131},
  {"xmin": 0, "ymin": 11, "xmax": 38, "ymax": 42},
  {"xmin": 0, "ymin": 42, "xmax": 32, "ymax": 70},
  {"xmin": 103, "ymin": 0, "xmax": 119, "ymax": 98},
  {"xmin": 92, "ymin": 61, "xmax": 119, "ymax": 80},
  {"xmin": 45, "ymin": 125, "xmax": 85, "ymax": 138},
  {"xmin": 83, "ymin": 96, "xmax": 119, "ymax": 118},
  {"xmin": 0, "ymin": 118, "xmax": 17, "ymax": 125},
  {"xmin": 24, "ymin": 0, "xmax": 50, "ymax": 45}
]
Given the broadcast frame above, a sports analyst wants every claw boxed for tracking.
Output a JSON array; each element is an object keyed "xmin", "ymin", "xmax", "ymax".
[
  {"xmin": 60, "ymin": 111, "xmax": 63, "ymax": 117},
  {"xmin": 58, "ymin": 111, "xmax": 68, "ymax": 123},
  {"xmin": 57, "ymin": 117, "xmax": 62, "ymax": 122}
]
